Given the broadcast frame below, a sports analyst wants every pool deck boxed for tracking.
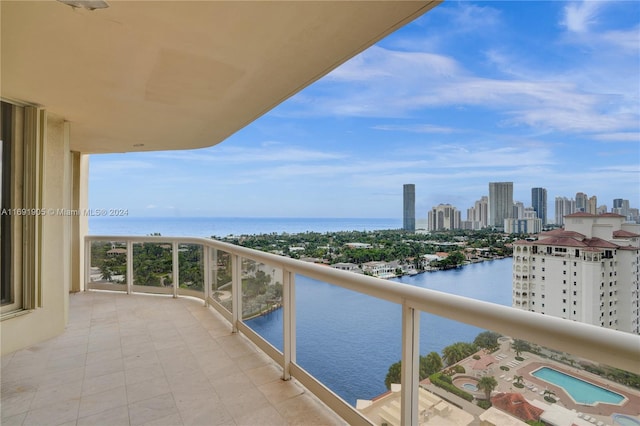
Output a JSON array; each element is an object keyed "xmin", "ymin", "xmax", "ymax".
[
  {"xmin": 453, "ymin": 339, "xmax": 640, "ymax": 425},
  {"xmin": 518, "ymin": 362, "xmax": 640, "ymax": 418}
]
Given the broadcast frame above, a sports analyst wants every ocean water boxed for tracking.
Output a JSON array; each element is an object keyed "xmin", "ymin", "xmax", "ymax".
[
  {"xmin": 89, "ymin": 216, "xmax": 512, "ymax": 405},
  {"xmin": 89, "ymin": 216, "xmax": 402, "ymax": 238}
]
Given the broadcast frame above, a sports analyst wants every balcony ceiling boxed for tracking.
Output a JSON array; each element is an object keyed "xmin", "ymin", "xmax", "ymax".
[{"xmin": 1, "ymin": 0, "xmax": 440, "ymax": 153}]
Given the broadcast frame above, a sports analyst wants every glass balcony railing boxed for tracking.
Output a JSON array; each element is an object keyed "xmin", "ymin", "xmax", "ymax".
[{"xmin": 85, "ymin": 235, "xmax": 640, "ymax": 426}]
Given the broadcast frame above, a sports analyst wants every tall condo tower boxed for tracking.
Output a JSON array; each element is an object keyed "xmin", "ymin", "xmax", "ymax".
[
  {"xmin": 531, "ymin": 187, "xmax": 547, "ymax": 225},
  {"xmin": 489, "ymin": 182, "xmax": 513, "ymax": 229},
  {"xmin": 575, "ymin": 192, "xmax": 588, "ymax": 212},
  {"xmin": 403, "ymin": 184, "xmax": 415, "ymax": 232}
]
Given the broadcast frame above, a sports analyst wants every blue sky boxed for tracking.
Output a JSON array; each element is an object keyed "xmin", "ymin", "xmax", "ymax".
[{"xmin": 90, "ymin": 1, "xmax": 639, "ymax": 221}]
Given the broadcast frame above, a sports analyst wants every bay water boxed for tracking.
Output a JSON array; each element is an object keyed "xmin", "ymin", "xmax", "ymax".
[{"xmin": 89, "ymin": 216, "xmax": 512, "ymax": 405}]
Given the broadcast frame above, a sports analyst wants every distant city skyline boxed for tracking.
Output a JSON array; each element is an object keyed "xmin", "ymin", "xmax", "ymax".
[
  {"xmin": 423, "ymin": 183, "xmax": 637, "ymax": 226},
  {"xmin": 89, "ymin": 1, "xmax": 639, "ymax": 219}
]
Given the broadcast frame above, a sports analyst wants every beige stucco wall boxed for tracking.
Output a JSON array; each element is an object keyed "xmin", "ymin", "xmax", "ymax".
[{"xmin": 0, "ymin": 113, "xmax": 82, "ymax": 355}]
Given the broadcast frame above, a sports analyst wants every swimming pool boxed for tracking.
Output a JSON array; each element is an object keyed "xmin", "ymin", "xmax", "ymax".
[
  {"xmin": 462, "ymin": 383, "xmax": 478, "ymax": 391},
  {"xmin": 531, "ymin": 367, "xmax": 626, "ymax": 406},
  {"xmin": 612, "ymin": 414, "xmax": 640, "ymax": 426}
]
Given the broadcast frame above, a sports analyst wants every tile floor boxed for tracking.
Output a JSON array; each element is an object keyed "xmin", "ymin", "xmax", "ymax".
[{"xmin": 1, "ymin": 291, "xmax": 346, "ymax": 425}]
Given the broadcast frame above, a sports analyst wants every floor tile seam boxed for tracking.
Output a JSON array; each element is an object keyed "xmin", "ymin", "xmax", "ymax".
[
  {"xmin": 31, "ymin": 368, "xmax": 85, "ymax": 404},
  {"xmin": 257, "ymin": 379, "xmax": 307, "ymax": 407},
  {"xmin": 0, "ymin": 388, "xmax": 37, "ymax": 419},
  {"xmin": 80, "ymin": 375, "xmax": 127, "ymax": 399},
  {"xmin": 30, "ymin": 377, "xmax": 85, "ymax": 408},
  {"xmin": 24, "ymin": 392, "xmax": 82, "ymax": 423},
  {"xmin": 76, "ymin": 402, "xmax": 131, "ymax": 426},
  {"xmin": 84, "ymin": 346, "xmax": 125, "ymax": 369}
]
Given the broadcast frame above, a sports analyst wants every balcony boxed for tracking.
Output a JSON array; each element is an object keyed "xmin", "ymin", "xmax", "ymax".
[
  {"xmin": 1, "ymin": 291, "xmax": 344, "ymax": 426},
  {"xmin": 2, "ymin": 235, "xmax": 639, "ymax": 426}
]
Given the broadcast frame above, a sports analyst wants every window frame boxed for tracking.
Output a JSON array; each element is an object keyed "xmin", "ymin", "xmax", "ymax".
[{"xmin": 1, "ymin": 100, "xmax": 42, "ymax": 317}]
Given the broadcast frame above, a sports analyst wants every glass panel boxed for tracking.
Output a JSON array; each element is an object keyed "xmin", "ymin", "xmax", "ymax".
[
  {"xmin": 211, "ymin": 248, "xmax": 232, "ymax": 313},
  {"xmin": 178, "ymin": 243, "xmax": 203, "ymax": 292},
  {"xmin": 132, "ymin": 242, "xmax": 172, "ymax": 288},
  {"xmin": 241, "ymin": 259, "xmax": 282, "ymax": 321},
  {"xmin": 1, "ymin": 102, "xmax": 12, "ymax": 305},
  {"xmin": 88, "ymin": 241, "xmax": 127, "ymax": 287}
]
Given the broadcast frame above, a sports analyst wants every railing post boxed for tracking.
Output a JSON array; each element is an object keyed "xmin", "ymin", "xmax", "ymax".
[
  {"xmin": 126, "ymin": 240, "xmax": 133, "ymax": 294},
  {"xmin": 84, "ymin": 238, "xmax": 91, "ymax": 291},
  {"xmin": 203, "ymin": 245, "xmax": 210, "ymax": 306},
  {"xmin": 282, "ymin": 269, "xmax": 296, "ymax": 380},
  {"xmin": 172, "ymin": 241, "xmax": 179, "ymax": 298},
  {"xmin": 231, "ymin": 254, "xmax": 242, "ymax": 333},
  {"xmin": 401, "ymin": 303, "xmax": 419, "ymax": 426}
]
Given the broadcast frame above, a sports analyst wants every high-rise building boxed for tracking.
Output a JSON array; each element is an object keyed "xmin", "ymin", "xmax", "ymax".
[
  {"xmin": 613, "ymin": 198, "xmax": 630, "ymax": 219},
  {"xmin": 587, "ymin": 196, "xmax": 598, "ymax": 215},
  {"xmin": 555, "ymin": 196, "xmax": 575, "ymax": 226},
  {"xmin": 403, "ymin": 184, "xmax": 415, "ymax": 232},
  {"xmin": 504, "ymin": 217, "xmax": 542, "ymax": 234},
  {"xmin": 488, "ymin": 182, "xmax": 513, "ymax": 229},
  {"xmin": 464, "ymin": 196, "xmax": 489, "ymax": 230},
  {"xmin": 531, "ymin": 187, "xmax": 547, "ymax": 225},
  {"xmin": 512, "ymin": 213, "xmax": 640, "ymax": 334},
  {"xmin": 575, "ymin": 192, "xmax": 588, "ymax": 212},
  {"xmin": 513, "ymin": 201, "xmax": 525, "ymax": 219},
  {"xmin": 428, "ymin": 204, "xmax": 461, "ymax": 231}
]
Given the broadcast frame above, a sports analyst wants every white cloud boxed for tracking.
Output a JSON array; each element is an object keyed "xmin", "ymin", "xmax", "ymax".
[
  {"xmin": 592, "ymin": 132, "xmax": 640, "ymax": 142},
  {"xmin": 151, "ymin": 144, "xmax": 347, "ymax": 164},
  {"xmin": 601, "ymin": 26, "xmax": 640, "ymax": 51},
  {"xmin": 372, "ymin": 124, "xmax": 457, "ymax": 134},
  {"xmin": 562, "ymin": 1, "xmax": 602, "ymax": 33},
  {"xmin": 286, "ymin": 39, "xmax": 638, "ymax": 137}
]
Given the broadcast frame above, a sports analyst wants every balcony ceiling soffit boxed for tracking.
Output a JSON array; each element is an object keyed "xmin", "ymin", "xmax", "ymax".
[{"xmin": 1, "ymin": 0, "xmax": 439, "ymax": 153}]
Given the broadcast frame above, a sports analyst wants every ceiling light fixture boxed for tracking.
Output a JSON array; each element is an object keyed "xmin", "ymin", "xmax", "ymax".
[{"xmin": 56, "ymin": 1, "xmax": 109, "ymax": 11}]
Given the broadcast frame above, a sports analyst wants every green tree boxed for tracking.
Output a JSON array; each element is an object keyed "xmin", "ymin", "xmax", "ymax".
[
  {"xmin": 422, "ymin": 352, "xmax": 443, "ymax": 378},
  {"xmin": 477, "ymin": 376, "xmax": 498, "ymax": 401},
  {"xmin": 512, "ymin": 339, "xmax": 531, "ymax": 358},
  {"xmin": 385, "ymin": 361, "xmax": 402, "ymax": 390},
  {"xmin": 513, "ymin": 375, "xmax": 524, "ymax": 388},
  {"xmin": 384, "ymin": 352, "xmax": 444, "ymax": 390},
  {"xmin": 442, "ymin": 342, "xmax": 477, "ymax": 366},
  {"xmin": 473, "ymin": 331, "xmax": 501, "ymax": 351},
  {"xmin": 99, "ymin": 260, "xmax": 112, "ymax": 282}
]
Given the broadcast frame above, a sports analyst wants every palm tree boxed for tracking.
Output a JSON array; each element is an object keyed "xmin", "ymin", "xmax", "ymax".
[
  {"xmin": 543, "ymin": 389, "xmax": 556, "ymax": 402},
  {"xmin": 442, "ymin": 342, "xmax": 476, "ymax": 366},
  {"xmin": 513, "ymin": 375, "xmax": 524, "ymax": 388},
  {"xmin": 511, "ymin": 339, "xmax": 529, "ymax": 358},
  {"xmin": 477, "ymin": 376, "xmax": 498, "ymax": 401}
]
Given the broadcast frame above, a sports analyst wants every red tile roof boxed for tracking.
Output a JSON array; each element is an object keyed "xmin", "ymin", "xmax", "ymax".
[
  {"xmin": 526, "ymin": 235, "xmax": 624, "ymax": 249},
  {"xmin": 614, "ymin": 229, "xmax": 640, "ymax": 238},
  {"xmin": 491, "ymin": 393, "xmax": 544, "ymax": 422},
  {"xmin": 539, "ymin": 229, "xmax": 585, "ymax": 239}
]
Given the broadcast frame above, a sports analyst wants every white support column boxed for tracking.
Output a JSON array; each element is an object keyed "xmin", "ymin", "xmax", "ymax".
[
  {"xmin": 172, "ymin": 241, "xmax": 179, "ymax": 298},
  {"xmin": 203, "ymin": 245, "xmax": 210, "ymax": 306},
  {"xmin": 401, "ymin": 303, "xmax": 419, "ymax": 426},
  {"xmin": 126, "ymin": 240, "xmax": 133, "ymax": 294},
  {"xmin": 231, "ymin": 254, "xmax": 242, "ymax": 333},
  {"xmin": 282, "ymin": 269, "xmax": 296, "ymax": 380}
]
